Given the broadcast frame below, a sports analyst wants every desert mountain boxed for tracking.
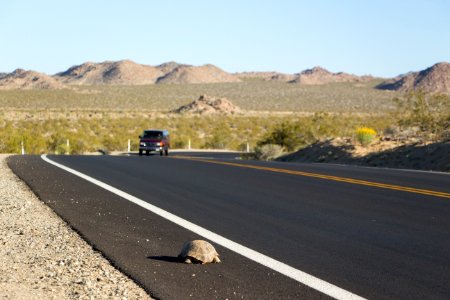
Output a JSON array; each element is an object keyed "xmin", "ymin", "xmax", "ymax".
[
  {"xmin": 55, "ymin": 60, "xmax": 164, "ymax": 85},
  {"xmin": 0, "ymin": 69, "xmax": 63, "ymax": 89},
  {"xmin": 2, "ymin": 61, "xmax": 448, "ymax": 90},
  {"xmin": 290, "ymin": 67, "xmax": 372, "ymax": 85},
  {"xmin": 156, "ymin": 61, "xmax": 191, "ymax": 74},
  {"xmin": 235, "ymin": 67, "xmax": 372, "ymax": 84},
  {"xmin": 377, "ymin": 62, "xmax": 450, "ymax": 94},
  {"xmin": 172, "ymin": 94, "xmax": 241, "ymax": 114},
  {"xmin": 54, "ymin": 60, "xmax": 240, "ymax": 85},
  {"xmin": 156, "ymin": 64, "xmax": 241, "ymax": 84}
]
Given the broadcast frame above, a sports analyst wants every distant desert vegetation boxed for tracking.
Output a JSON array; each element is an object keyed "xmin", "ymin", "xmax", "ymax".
[{"xmin": 0, "ymin": 79, "xmax": 398, "ymax": 112}]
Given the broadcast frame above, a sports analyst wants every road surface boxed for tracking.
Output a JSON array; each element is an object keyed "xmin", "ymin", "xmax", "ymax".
[{"xmin": 7, "ymin": 153, "xmax": 450, "ymax": 299}]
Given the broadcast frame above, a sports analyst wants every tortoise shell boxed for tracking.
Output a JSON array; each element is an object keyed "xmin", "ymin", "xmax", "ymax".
[{"xmin": 179, "ymin": 240, "xmax": 221, "ymax": 264}]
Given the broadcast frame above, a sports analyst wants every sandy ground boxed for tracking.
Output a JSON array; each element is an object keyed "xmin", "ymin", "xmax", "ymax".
[{"xmin": 0, "ymin": 154, "xmax": 153, "ymax": 299}]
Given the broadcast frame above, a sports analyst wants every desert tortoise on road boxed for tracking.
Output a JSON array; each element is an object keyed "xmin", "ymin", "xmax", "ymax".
[{"xmin": 179, "ymin": 240, "xmax": 221, "ymax": 264}]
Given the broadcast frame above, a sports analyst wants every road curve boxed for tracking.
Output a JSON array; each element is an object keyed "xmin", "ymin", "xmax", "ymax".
[{"xmin": 7, "ymin": 153, "xmax": 450, "ymax": 299}]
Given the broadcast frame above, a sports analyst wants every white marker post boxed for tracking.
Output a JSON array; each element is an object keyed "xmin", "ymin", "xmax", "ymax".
[
  {"xmin": 21, "ymin": 141, "xmax": 25, "ymax": 155},
  {"xmin": 246, "ymin": 143, "xmax": 250, "ymax": 153},
  {"xmin": 127, "ymin": 139, "xmax": 131, "ymax": 153},
  {"xmin": 188, "ymin": 138, "xmax": 191, "ymax": 150},
  {"xmin": 66, "ymin": 139, "xmax": 70, "ymax": 155}
]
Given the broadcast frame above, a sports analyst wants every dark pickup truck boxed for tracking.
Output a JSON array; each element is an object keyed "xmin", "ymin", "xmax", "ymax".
[{"xmin": 138, "ymin": 129, "xmax": 170, "ymax": 156}]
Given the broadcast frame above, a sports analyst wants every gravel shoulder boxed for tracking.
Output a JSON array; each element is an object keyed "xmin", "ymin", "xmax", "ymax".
[{"xmin": 0, "ymin": 154, "xmax": 153, "ymax": 299}]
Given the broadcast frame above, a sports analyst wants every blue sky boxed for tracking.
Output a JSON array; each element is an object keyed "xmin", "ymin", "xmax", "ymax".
[{"xmin": 0, "ymin": 0, "xmax": 449, "ymax": 77}]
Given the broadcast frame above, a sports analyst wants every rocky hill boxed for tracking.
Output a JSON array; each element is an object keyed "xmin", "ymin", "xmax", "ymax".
[
  {"xmin": 54, "ymin": 61, "xmax": 240, "ymax": 85},
  {"xmin": 172, "ymin": 94, "xmax": 241, "ymax": 114},
  {"xmin": 0, "ymin": 69, "xmax": 63, "ymax": 89},
  {"xmin": 156, "ymin": 61, "xmax": 190, "ymax": 74},
  {"xmin": 290, "ymin": 67, "xmax": 372, "ymax": 85},
  {"xmin": 55, "ymin": 60, "xmax": 163, "ymax": 85},
  {"xmin": 377, "ymin": 62, "xmax": 450, "ymax": 94},
  {"xmin": 0, "ymin": 72, "xmax": 7, "ymax": 79},
  {"xmin": 236, "ymin": 67, "xmax": 377, "ymax": 84},
  {"xmin": 156, "ymin": 64, "xmax": 241, "ymax": 84}
]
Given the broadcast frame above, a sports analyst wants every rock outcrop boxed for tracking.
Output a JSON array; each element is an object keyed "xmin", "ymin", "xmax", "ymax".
[
  {"xmin": 156, "ymin": 64, "xmax": 241, "ymax": 84},
  {"xmin": 290, "ymin": 66, "xmax": 371, "ymax": 85},
  {"xmin": 172, "ymin": 94, "xmax": 241, "ymax": 114},
  {"xmin": 156, "ymin": 61, "xmax": 190, "ymax": 74}
]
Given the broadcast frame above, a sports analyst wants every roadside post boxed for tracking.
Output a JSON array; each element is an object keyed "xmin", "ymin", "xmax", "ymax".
[
  {"xmin": 21, "ymin": 141, "xmax": 25, "ymax": 155},
  {"xmin": 66, "ymin": 139, "xmax": 70, "ymax": 155},
  {"xmin": 128, "ymin": 139, "xmax": 131, "ymax": 153}
]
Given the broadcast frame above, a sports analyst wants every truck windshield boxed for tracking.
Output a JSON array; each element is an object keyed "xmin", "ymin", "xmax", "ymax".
[{"xmin": 142, "ymin": 131, "xmax": 163, "ymax": 139}]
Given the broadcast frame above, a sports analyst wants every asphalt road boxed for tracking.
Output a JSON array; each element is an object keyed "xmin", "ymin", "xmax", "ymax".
[{"xmin": 7, "ymin": 152, "xmax": 450, "ymax": 299}]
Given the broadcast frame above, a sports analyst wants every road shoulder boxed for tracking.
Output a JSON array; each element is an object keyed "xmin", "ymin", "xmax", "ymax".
[{"xmin": 0, "ymin": 154, "xmax": 152, "ymax": 299}]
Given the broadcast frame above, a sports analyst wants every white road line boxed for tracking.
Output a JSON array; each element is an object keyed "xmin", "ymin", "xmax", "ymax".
[{"xmin": 41, "ymin": 154, "xmax": 366, "ymax": 300}]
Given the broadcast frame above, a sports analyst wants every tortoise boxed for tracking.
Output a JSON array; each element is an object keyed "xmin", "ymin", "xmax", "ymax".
[{"xmin": 178, "ymin": 240, "xmax": 221, "ymax": 264}]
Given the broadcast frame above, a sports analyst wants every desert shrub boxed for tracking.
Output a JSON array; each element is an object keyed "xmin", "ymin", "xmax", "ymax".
[
  {"xmin": 356, "ymin": 127, "xmax": 377, "ymax": 146},
  {"xmin": 48, "ymin": 132, "xmax": 68, "ymax": 154},
  {"xmin": 0, "ymin": 129, "xmax": 22, "ymax": 153},
  {"xmin": 254, "ymin": 144, "xmax": 284, "ymax": 161},
  {"xmin": 0, "ymin": 80, "xmax": 398, "ymax": 113},
  {"xmin": 172, "ymin": 139, "xmax": 187, "ymax": 149},
  {"xmin": 68, "ymin": 139, "xmax": 87, "ymax": 154},
  {"xmin": 0, "ymin": 112, "xmax": 398, "ymax": 154},
  {"xmin": 394, "ymin": 91, "xmax": 450, "ymax": 138},
  {"xmin": 203, "ymin": 132, "xmax": 229, "ymax": 149},
  {"xmin": 101, "ymin": 135, "xmax": 123, "ymax": 152},
  {"xmin": 309, "ymin": 112, "xmax": 340, "ymax": 138},
  {"xmin": 171, "ymin": 124, "xmax": 200, "ymax": 149},
  {"xmin": 203, "ymin": 119, "xmax": 232, "ymax": 149},
  {"xmin": 258, "ymin": 121, "xmax": 303, "ymax": 151},
  {"xmin": 237, "ymin": 142, "xmax": 251, "ymax": 152}
]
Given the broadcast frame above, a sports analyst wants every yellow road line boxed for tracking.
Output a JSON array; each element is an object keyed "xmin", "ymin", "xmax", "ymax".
[{"xmin": 172, "ymin": 156, "xmax": 450, "ymax": 199}]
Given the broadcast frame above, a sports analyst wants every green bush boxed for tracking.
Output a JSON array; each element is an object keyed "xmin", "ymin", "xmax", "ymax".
[
  {"xmin": 394, "ymin": 91, "xmax": 450, "ymax": 139},
  {"xmin": 258, "ymin": 121, "xmax": 303, "ymax": 151}
]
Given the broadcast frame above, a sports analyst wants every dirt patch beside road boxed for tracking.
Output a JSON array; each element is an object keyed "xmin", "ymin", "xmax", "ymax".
[{"xmin": 279, "ymin": 139, "xmax": 450, "ymax": 172}]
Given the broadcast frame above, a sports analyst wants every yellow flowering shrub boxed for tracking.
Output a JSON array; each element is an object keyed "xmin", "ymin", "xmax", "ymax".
[{"xmin": 356, "ymin": 127, "xmax": 377, "ymax": 146}]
